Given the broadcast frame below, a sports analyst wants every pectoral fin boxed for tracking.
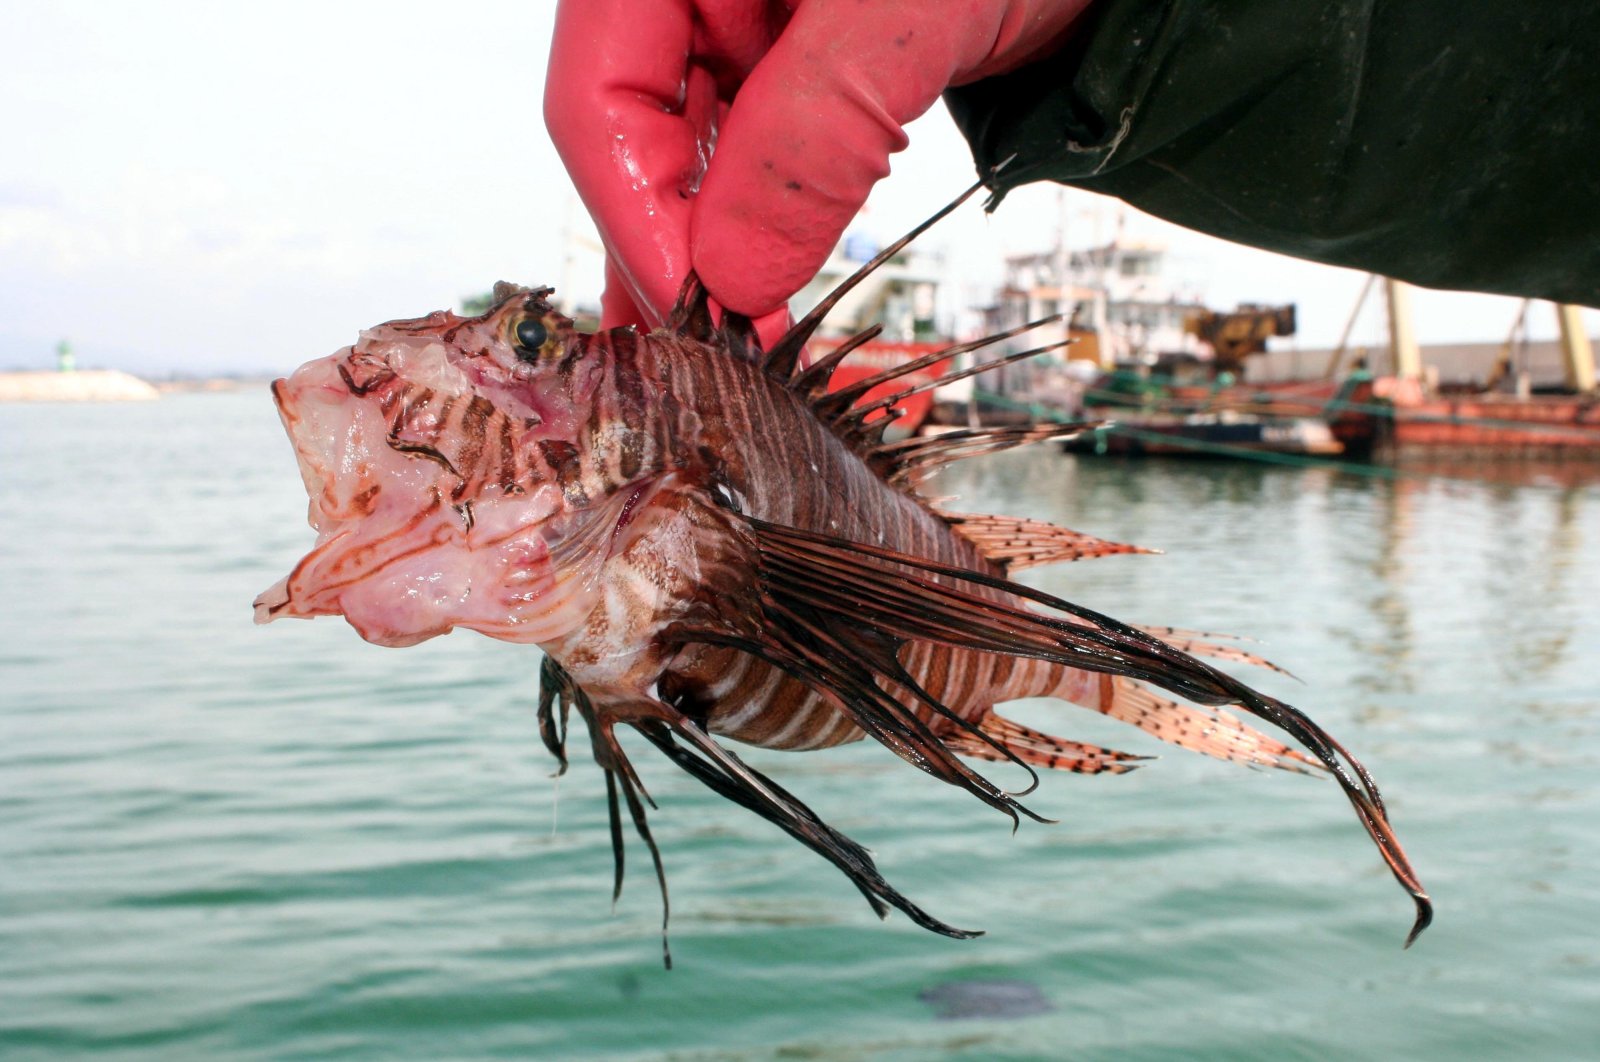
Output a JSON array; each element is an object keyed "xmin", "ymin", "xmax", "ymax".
[{"xmin": 537, "ymin": 656, "xmax": 982, "ymax": 968}]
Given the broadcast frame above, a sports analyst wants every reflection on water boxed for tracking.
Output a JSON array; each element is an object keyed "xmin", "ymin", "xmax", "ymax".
[
  {"xmin": 2, "ymin": 395, "xmax": 1598, "ymax": 1061},
  {"xmin": 1397, "ymin": 455, "xmax": 1600, "ymax": 492},
  {"xmin": 1333, "ymin": 479, "xmax": 1418, "ymax": 701},
  {"xmin": 1480, "ymin": 479, "xmax": 1585, "ymax": 684}
]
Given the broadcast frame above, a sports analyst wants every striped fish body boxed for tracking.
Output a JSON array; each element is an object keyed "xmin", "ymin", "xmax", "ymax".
[{"xmin": 594, "ymin": 330, "xmax": 1067, "ymax": 755}]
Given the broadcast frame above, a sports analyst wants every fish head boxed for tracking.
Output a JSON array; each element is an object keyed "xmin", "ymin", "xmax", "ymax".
[{"xmin": 253, "ymin": 284, "xmax": 615, "ymax": 648}]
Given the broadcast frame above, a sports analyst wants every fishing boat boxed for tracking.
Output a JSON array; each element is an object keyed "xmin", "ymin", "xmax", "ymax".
[
  {"xmin": 956, "ymin": 233, "xmax": 1352, "ymax": 454},
  {"xmin": 1246, "ymin": 280, "xmax": 1600, "ymax": 459},
  {"xmin": 946, "ymin": 184, "xmax": 1600, "ymax": 462},
  {"xmin": 1066, "ymin": 410, "xmax": 1342, "ymax": 457},
  {"xmin": 966, "ymin": 241, "xmax": 1353, "ymax": 457},
  {"xmin": 966, "ymin": 239, "xmax": 1211, "ymax": 424},
  {"xmin": 1061, "ymin": 351, "xmax": 1373, "ymax": 458}
]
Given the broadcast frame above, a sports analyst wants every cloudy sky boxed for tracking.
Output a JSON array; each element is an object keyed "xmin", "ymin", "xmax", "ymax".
[{"xmin": 2, "ymin": 1, "xmax": 1587, "ymax": 377}]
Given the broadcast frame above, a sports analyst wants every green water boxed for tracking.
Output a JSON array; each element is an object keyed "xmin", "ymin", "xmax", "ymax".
[{"xmin": 3, "ymin": 393, "xmax": 1598, "ymax": 1060}]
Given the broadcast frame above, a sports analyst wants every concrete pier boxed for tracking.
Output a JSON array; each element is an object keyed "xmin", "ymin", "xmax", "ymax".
[{"xmin": 0, "ymin": 370, "xmax": 160, "ymax": 402}]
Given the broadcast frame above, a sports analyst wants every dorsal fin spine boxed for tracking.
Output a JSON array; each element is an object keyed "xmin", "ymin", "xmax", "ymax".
[
  {"xmin": 840, "ymin": 339, "xmax": 1073, "ymax": 431},
  {"xmin": 718, "ymin": 309, "xmax": 762, "ymax": 362},
  {"xmin": 667, "ymin": 273, "xmax": 716, "ymax": 341},
  {"xmin": 873, "ymin": 423, "xmax": 1089, "ymax": 484},
  {"xmin": 763, "ymin": 179, "xmax": 989, "ymax": 381},
  {"xmin": 791, "ymin": 324, "xmax": 884, "ymax": 398},
  {"xmin": 741, "ymin": 173, "xmax": 1078, "ymax": 483},
  {"xmin": 821, "ymin": 314, "xmax": 1064, "ymax": 417}
]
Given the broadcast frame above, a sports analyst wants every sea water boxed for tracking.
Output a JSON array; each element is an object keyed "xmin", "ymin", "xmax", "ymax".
[{"xmin": 3, "ymin": 393, "xmax": 1598, "ymax": 1060}]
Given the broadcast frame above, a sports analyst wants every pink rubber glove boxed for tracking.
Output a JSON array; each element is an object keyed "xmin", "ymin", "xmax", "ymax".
[{"xmin": 545, "ymin": 0, "xmax": 1093, "ymax": 346}]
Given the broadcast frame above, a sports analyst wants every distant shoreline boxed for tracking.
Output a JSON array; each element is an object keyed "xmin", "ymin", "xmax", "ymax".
[
  {"xmin": 0, "ymin": 369, "xmax": 160, "ymax": 403},
  {"xmin": 0, "ymin": 370, "xmax": 284, "ymax": 403},
  {"xmin": 154, "ymin": 376, "xmax": 276, "ymax": 395}
]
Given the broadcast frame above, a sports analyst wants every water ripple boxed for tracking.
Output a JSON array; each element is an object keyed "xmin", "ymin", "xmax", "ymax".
[{"xmin": 2, "ymin": 395, "xmax": 1598, "ymax": 1059}]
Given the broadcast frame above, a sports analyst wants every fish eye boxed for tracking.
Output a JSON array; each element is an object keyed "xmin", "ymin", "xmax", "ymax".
[{"xmin": 513, "ymin": 318, "xmax": 549, "ymax": 363}]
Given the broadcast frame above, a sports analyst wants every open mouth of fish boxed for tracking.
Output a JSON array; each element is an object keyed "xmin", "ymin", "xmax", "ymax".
[{"xmin": 252, "ymin": 359, "xmax": 596, "ymax": 648}]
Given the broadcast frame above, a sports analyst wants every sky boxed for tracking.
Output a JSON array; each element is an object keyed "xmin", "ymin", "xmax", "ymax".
[{"xmin": 2, "ymin": 1, "xmax": 1591, "ymax": 377}]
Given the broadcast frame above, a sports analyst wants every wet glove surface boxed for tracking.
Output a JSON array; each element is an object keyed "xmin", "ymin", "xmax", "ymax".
[{"xmin": 545, "ymin": 0, "xmax": 1096, "ymax": 342}]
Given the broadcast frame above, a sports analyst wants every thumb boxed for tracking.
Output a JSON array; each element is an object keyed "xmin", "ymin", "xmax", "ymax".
[{"xmin": 689, "ymin": 2, "xmax": 984, "ymax": 318}]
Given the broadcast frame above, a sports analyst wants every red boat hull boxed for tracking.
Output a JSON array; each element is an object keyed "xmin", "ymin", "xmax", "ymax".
[{"xmin": 824, "ymin": 338, "xmax": 950, "ymax": 431}]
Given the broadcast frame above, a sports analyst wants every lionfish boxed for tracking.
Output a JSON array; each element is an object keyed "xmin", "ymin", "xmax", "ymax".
[{"xmin": 255, "ymin": 183, "xmax": 1430, "ymax": 965}]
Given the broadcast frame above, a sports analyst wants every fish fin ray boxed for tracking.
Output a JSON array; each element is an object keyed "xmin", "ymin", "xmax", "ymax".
[
  {"xmin": 790, "ymin": 325, "xmax": 883, "ymax": 400},
  {"xmin": 1130, "ymin": 625, "xmax": 1298, "ymax": 680},
  {"xmin": 1088, "ymin": 675, "xmax": 1323, "ymax": 774},
  {"xmin": 537, "ymin": 654, "xmax": 574, "ymax": 775},
  {"xmin": 945, "ymin": 709, "xmax": 1147, "ymax": 775},
  {"xmin": 827, "ymin": 340, "xmax": 1073, "ymax": 435},
  {"xmin": 687, "ymin": 604, "xmax": 1048, "ymax": 825},
  {"xmin": 668, "ymin": 274, "xmax": 763, "ymax": 362},
  {"xmin": 871, "ymin": 424, "xmax": 1095, "ymax": 487},
  {"xmin": 816, "ymin": 316, "xmax": 1065, "ymax": 420},
  {"xmin": 639, "ymin": 720, "xmax": 981, "ymax": 938},
  {"xmin": 555, "ymin": 631, "xmax": 982, "ymax": 941},
  {"xmin": 603, "ymin": 771, "xmax": 626, "ymax": 906},
  {"xmin": 936, "ymin": 510, "xmax": 1157, "ymax": 571},
  {"xmin": 545, "ymin": 669, "xmax": 677, "ymax": 965},
  {"xmin": 615, "ymin": 759, "xmax": 672, "ymax": 968},
  {"xmin": 666, "ymin": 273, "xmax": 716, "ymax": 342},
  {"xmin": 764, "ymin": 179, "xmax": 990, "ymax": 381},
  {"xmin": 719, "ymin": 309, "xmax": 762, "ymax": 361}
]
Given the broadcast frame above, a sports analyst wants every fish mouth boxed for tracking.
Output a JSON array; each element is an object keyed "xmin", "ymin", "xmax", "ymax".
[
  {"xmin": 254, "ymin": 354, "xmax": 609, "ymax": 649},
  {"xmin": 268, "ymin": 370, "xmax": 400, "ymax": 533},
  {"xmin": 253, "ymin": 376, "xmax": 331, "ymax": 623},
  {"xmin": 254, "ymin": 356, "xmax": 461, "ymax": 639},
  {"xmin": 254, "ymin": 491, "xmax": 606, "ymax": 649},
  {"xmin": 252, "ymin": 576, "xmax": 294, "ymax": 622}
]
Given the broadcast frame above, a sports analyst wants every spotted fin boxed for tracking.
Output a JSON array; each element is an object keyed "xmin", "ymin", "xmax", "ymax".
[
  {"xmin": 943, "ymin": 708, "xmax": 1148, "ymax": 775},
  {"xmin": 1088, "ymin": 674, "xmax": 1322, "ymax": 774},
  {"xmin": 938, "ymin": 511, "xmax": 1158, "ymax": 571}
]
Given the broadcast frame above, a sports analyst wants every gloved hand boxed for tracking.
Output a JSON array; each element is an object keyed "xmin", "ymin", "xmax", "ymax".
[{"xmin": 545, "ymin": 0, "xmax": 1093, "ymax": 347}]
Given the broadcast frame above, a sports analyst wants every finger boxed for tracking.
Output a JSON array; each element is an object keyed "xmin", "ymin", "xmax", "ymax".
[
  {"xmin": 691, "ymin": 0, "xmax": 1088, "ymax": 317},
  {"xmin": 600, "ymin": 258, "xmax": 653, "ymax": 331},
  {"xmin": 545, "ymin": 0, "xmax": 706, "ymax": 325}
]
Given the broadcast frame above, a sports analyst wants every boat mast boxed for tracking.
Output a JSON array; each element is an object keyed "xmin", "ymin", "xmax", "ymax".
[
  {"xmin": 1555, "ymin": 304, "xmax": 1597, "ymax": 392},
  {"xmin": 1384, "ymin": 278, "xmax": 1422, "ymax": 379}
]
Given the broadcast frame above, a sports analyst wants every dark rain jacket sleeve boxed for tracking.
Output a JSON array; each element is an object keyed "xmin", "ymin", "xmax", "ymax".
[{"xmin": 944, "ymin": 1, "xmax": 1600, "ymax": 306}]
